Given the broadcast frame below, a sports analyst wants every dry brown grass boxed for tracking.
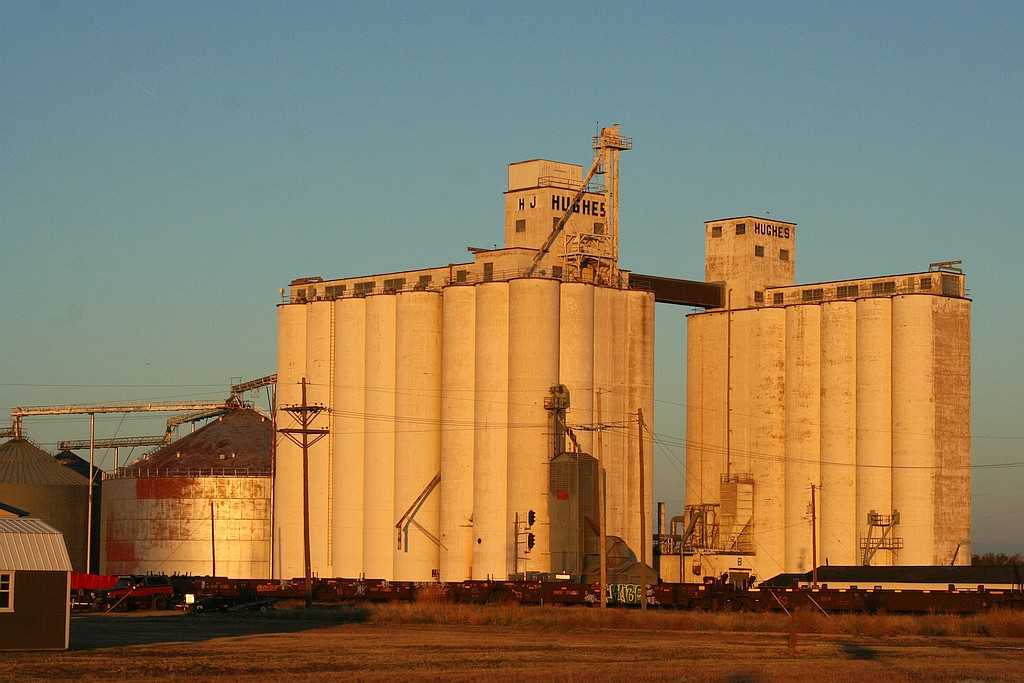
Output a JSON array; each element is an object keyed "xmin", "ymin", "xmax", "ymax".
[
  {"xmin": 364, "ymin": 601, "xmax": 1024, "ymax": 639},
  {"xmin": 828, "ymin": 608, "xmax": 1024, "ymax": 639},
  {"xmin": 1, "ymin": 606, "xmax": 1021, "ymax": 682}
]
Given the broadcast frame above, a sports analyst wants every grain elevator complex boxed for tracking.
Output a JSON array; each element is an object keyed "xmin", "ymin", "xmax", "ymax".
[
  {"xmin": 274, "ymin": 126, "xmax": 972, "ymax": 586},
  {"xmin": 275, "ymin": 127, "xmax": 657, "ymax": 583},
  {"xmin": 1, "ymin": 127, "xmax": 972, "ymax": 589},
  {"xmin": 673, "ymin": 219, "xmax": 970, "ymax": 585}
]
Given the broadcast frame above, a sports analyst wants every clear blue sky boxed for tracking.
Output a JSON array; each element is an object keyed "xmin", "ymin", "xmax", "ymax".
[{"xmin": 2, "ymin": 1, "xmax": 1021, "ymax": 556}]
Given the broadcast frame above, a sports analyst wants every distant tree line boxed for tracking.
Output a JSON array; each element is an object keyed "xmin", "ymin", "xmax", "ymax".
[{"xmin": 971, "ymin": 552, "xmax": 1023, "ymax": 566}]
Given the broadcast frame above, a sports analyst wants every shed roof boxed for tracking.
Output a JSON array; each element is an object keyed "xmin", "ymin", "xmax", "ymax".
[
  {"xmin": 0, "ymin": 501, "xmax": 30, "ymax": 518},
  {"xmin": 0, "ymin": 502, "xmax": 30, "ymax": 518},
  {"xmin": 0, "ymin": 517, "xmax": 73, "ymax": 571}
]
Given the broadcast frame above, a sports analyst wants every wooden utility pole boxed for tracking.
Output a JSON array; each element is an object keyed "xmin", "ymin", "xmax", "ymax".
[
  {"xmin": 638, "ymin": 408, "xmax": 647, "ymax": 611},
  {"xmin": 810, "ymin": 483, "xmax": 818, "ymax": 589},
  {"xmin": 596, "ymin": 390, "xmax": 607, "ymax": 608},
  {"xmin": 513, "ymin": 512, "xmax": 520, "ymax": 577},
  {"xmin": 278, "ymin": 378, "xmax": 329, "ymax": 607},
  {"xmin": 211, "ymin": 501, "xmax": 216, "ymax": 577},
  {"xmin": 88, "ymin": 413, "xmax": 95, "ymax": 574},
  {"xmin": 725, "ymin": 289, "xmax": 732, "ymax": 481}
]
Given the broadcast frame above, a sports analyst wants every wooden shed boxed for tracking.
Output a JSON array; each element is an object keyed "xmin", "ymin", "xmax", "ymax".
[{"xmin": 0, "ymin": 516, "xmax": 73, "ymax": 650}]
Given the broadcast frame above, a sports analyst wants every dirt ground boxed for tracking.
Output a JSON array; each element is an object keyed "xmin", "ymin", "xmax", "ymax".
[{"xmin": 2, "ymin": 611, "xmax": 1022, "ymax": 682}]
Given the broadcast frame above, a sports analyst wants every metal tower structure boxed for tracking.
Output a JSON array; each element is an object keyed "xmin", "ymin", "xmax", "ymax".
[{"xmin": 524, "ymin": 125, "xmax": 632, "ymax": 284}]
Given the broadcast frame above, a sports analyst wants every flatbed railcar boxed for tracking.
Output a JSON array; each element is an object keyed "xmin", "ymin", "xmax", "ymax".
[{"xmin": 174, "ymin": 576, "xmax": 1023, "ymax": 614}]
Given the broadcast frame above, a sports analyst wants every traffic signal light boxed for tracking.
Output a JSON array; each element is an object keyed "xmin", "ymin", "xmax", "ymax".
[
  {"xmin": 527, "ymin": 532, "xmax": 536, "ymax": 550},
  {"xmin": 527, "ymin": 509, "xmax": 536, "ymax": 528}
]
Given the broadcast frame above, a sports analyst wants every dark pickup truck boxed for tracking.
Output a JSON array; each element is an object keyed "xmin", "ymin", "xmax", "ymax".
[{"xmin": 91, "ymin": 574, "xmax": 176, "ymax": 611}]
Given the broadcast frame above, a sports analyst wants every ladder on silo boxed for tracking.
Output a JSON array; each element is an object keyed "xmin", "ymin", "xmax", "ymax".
[{"xmin": 860, "ymin": 510, "xmax": 904, "ymax": 565}]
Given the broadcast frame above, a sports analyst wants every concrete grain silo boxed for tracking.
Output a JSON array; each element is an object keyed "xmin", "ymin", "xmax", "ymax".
[
  {"xmin": 0, "ymin": 438, "xmax": 90, "ymax": 572},
  {"xmin": 784, "ymin": 303, "xmax": 821, "ymax": 573},
  {"xmin": 275, "ymin": 127, "xmax": 657, "ymax": 583},
  {"xmin": 100, "ymin": 408, "xmax": 272, "ymax": 577},
  {"xmin": 393, "ymin": 289, "xmax": 443, "ymax": 580},
  {"xmin": 855, "ymin": 297, "xmax": 893, "ymax": 547},
  {"xmin": 361, "ymin": 293, "xmax": 397, "ymax": 579},
  {"xmin": 682, "ymin": 216, "xmax": 971, "ymax": 582},
  {"xmin": 332, "ymin": 295, "xmax": 368, "ymax": 577},
  {"xmin": 818, "ymin": 300, "xmax": 858, "ymax": 567},
  {"xmin": 471, "ymin": 280, "xmax": 511, "ymax": 580},
  {"xmin": 438, "ymin": 284, "xmax": 476, "ymax": 580}
]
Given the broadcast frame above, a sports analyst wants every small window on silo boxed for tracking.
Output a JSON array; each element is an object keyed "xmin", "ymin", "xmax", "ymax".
[
  {"xmin": 755, "ymin": 245, "xmax": 765, "ymax": 257},
  {"xmin": 483, "ymin": 262, "xmax": 494, "ymax": 282},
  {"xmin": 773, "ymin": 292, "xmax": 785, "ymax": 305},
  {"xmin": 593, "ymin": 222, "xmax": 605, "ymax": 234},
  {"xmin": 383, "ymin": 278, "xmax": 405, "ymax": 293},
  {"xmin": 456, "ymin": 270, "xmax": 468, "ymax": 283},
  {"xmin": 515, "ymin": 219, "xmax": 526, "ymax": 233},
  {"xmin": 802, "ymin": 288, "xmax": 823, "ymax": 302},
  {"xmin": 941, "ymin": 274, "xmax": 959, "ymax": 296},
  {"xmin": 754, "ymin": 291, "xmax": 764, "ymax": 303},
  {"xmin": 552, "ymin": 265, "xmax": 563, "ymax": 279},
  {"xmin": 711, "ymin": 225, "xmax": 723, "ymax": 238},
  {"xmin": 920, "ymin": 276, "xmax": 932, "ymax": 291},
  {"xmin": 872, "ymin": 281, "xmax": 896, "ymax": 295},
  {"xmin": 837, "ymin": 284, "xmax": 859, "ymax": 298},
  {"xmin": 780, "ymin": 249, "xmax": 790, "ymax": 261},
  {"xmin": 736, "ymin": 223, "xmax": 746, "ymax": 235},
  {"xmin": 418, "ymin": 274, "xmax": 432, "ymax": 289}
]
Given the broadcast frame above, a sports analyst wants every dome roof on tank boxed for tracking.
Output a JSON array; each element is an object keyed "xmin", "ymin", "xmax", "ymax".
[
  {"xmin": 127, "ymin": 408, "xmax": 271, "ymax": 471},
  {"xmin": 0, "ymin": 438, "xmax": 91, "ymax": 486}
]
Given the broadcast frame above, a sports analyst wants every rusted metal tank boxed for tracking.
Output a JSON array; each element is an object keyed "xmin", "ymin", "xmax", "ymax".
[{"xmin": 99, "ymin": 409, "xmax": 272, "ymax": 577}]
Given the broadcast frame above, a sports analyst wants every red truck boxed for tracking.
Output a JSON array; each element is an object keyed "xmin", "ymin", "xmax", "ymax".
[{"xmin": 90, "ymin": 574, "xmax": 175, "ymax": 611}]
